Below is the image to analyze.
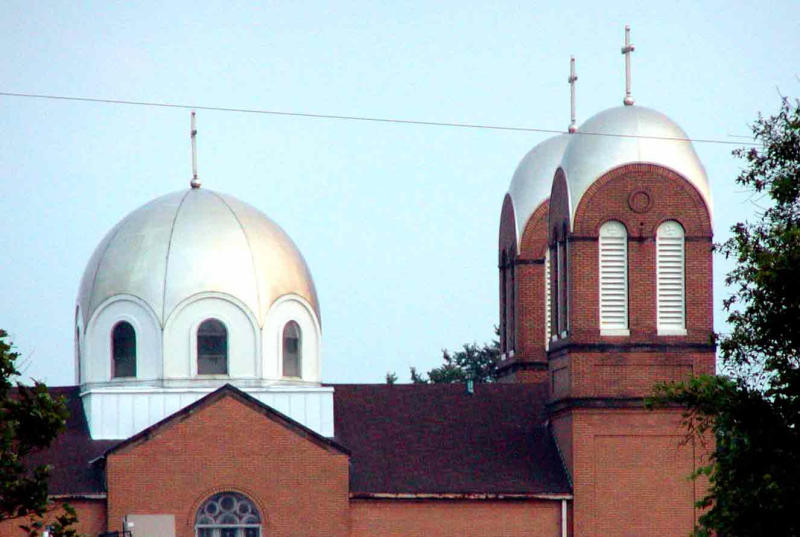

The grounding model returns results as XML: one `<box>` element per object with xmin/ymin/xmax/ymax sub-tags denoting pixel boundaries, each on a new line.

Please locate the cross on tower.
<box><xmin>190</xmin><ymin>111</ymin><xmax>201</xmax><ymax>189</ymax></box>
<box><xmin>568</xmin><ymin>56</ymin><xmax>578</xmax><ymax>133</ymax></box>
<box><xmin>621</xmin><ymin>25</ymin><xmax>635</xmax><ymax>106</ymax></box>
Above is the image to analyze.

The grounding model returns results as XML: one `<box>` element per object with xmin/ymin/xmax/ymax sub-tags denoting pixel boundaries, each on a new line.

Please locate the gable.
<box><xmin>104</xmin><ymin>386</ymin><xmax>351</xmax><ymax>537</ymax></box>
<box><xmin>106</xmin><ymin>384</ymin><xmax>348</xmax><ymax>458</ymax></box>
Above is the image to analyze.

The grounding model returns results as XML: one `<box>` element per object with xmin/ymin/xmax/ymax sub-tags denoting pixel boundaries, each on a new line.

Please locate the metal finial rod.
<box><xmin>568</xmin><ymin>56</ymin><xmax>578</xmax><ymax>133</ymax></box>
<box><xmin>621</xmin><ymin>25</ymin><xmax>635</xmax><ymax>106</ymax></box>
<box><xmin>190</xmin><ymin>111</ymin><xmax>201</xmax><ymax>189</ymax></box>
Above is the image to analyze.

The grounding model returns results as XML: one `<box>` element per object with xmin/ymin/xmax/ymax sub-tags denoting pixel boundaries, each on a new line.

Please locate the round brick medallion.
<box><xmin>628</xmin><ymin>190</ymin><xmax>652</xmax><ymax>213</ymax></box>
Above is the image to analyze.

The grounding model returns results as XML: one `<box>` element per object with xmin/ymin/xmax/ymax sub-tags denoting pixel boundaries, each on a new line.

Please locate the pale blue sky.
<box><xmin>1</xmin><ymin>1</ymin><xmax>797</xmax><ymax>386</ymax></box>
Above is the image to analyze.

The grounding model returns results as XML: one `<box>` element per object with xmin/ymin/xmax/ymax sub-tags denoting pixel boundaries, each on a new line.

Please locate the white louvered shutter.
<box><xmin>545</xmin><ymin>248</ymin><xmax>551</xmax><ymax>349</ymax></box>
<box><xmin>657</xmin><ymin>221</ymin><xmax>686</xmax><ymax>334</ymax></box>
<box><xmin>599</xmin><ymin>221</ymin><xmax>628</xmax><ymax>334</ymax></box>
<box><xmin>556</xmin><ymin>241</ymin><xmax>565</xmax><ymax>335</ymax></box>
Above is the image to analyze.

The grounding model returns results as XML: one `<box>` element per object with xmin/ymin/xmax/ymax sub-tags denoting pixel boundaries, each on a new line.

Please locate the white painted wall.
<box><xmin>163</xmin><ymin>293</ymin><xmax>260</xmax><ymax>379</ymax></box>
<box><xmin>81</xmin><ymin>385</ymin><xmax>335</xmax><ymax>439</ymax></box>
<box><xmin>264</xmin><ymin>294</ymin><xmax>321</xmax><ymax>382</ymax></box>
<box><xmin>83</xmin><ymin>295</ymin><xmax>162</xmax><ymax>383</ymax></box>
<box><xmin>78</xmin><ymin>292</ymin><xmax>327</xmax><ymax>440</ymax></box>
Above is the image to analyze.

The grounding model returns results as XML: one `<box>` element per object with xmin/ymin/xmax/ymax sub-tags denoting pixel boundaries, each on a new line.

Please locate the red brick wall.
<box><xmin>567</xmin><ymin>164</ymin><xmax>713</xmax><ymax>343</ymax></box>
<box><xmin>517</xmin><ymin>200</ymin><xmax>550</xmax><ymax>366</ymax></box>
<box><xmin>498</xmin><ymin>194</ymin><xmax>516</xmax><ymax>356</ymax></box>
<box><xmin>546</xmin><ymin>163</ymin><xmax>715</xmax><ymax>401</ymax></box>
<box><xmin>497</xmin><ymin>195</ymin><xmax>549</xmax><ymax>382</ymax></box>
<box><xmin>105</xmin><ymin>395</ymin><xmax>350</xmax><ymax>537</ymax></box>
<box><xmin>548</xmin><ymin>349</ymin><xmax>713</xmax><ymax>401</ymax></box>
<box><xmin>553</xmin><ymin>408</ymin><xmax>706</xmax><ymax>537</ymax></box>
<box><xmin>0</xmin><ymin>499</ymin><xmax>106</xmax><ymax>537</ymax></box>
<box><xmin>545</xmin><ymin>162</ymin><xmax>715</xmax><ymax>537</ymax></box>
<box><xmin>350</xmin><ymin>499</ymin><xmax>563</xmax><ymax>537</ymax></box>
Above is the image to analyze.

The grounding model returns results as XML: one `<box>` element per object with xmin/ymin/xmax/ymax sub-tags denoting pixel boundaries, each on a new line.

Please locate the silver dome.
<box><xmin>560</xmin><ymin>106</ymin><xmax>712</xmax><ymax>225</ymax></box>
<box><xmin>507</xmin><ymin>134</ymin><xmax>571</xmax><ymax>249</ymax></box>
<box><xmin>77</xmin><ymin>188</ymin><xmax>319</xmax><ymax>328</ymax></box>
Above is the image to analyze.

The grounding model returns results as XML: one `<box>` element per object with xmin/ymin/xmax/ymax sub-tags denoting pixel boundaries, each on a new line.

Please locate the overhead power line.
<box><xmin>0</xmin><ymin>91</ymin><xmax>752</xmax><ymax>146</ymax></box>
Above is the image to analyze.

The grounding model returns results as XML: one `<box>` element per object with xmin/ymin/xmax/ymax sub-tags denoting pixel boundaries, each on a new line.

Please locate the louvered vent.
<box><xmin>599</xmin><ymin>221</ymin><xmax>628</xmax><ymax>334</ymax></box>
<box><xmin>657</xmin><ymin>221</ymin><xmax>686</xmax><ymax>334</ymax></box>
<box><xmin>545</xmin><ymin>248</ymin><xmax>551</xmax><ymax>349</ymax></box>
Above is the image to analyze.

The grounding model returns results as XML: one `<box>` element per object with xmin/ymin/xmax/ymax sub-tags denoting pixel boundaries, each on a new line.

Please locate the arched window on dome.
<box><xmin>197</xmin><ymin>319</ymin><xmax>228</xmax><ymax>375</ymax></box>
<box><xmin>195</xmin><ymin>491</ymin><xmax>261</xmax><ymax>537</ymax></box>
<box><xmin>282</xmin><ymin>321</ymin><xmax>302</xmax><ymax>378</ymax></box>
<box><xmin>111</xmin><ymin>321</ymin><xmax>136</xmax><ymax>378</ymax></box>
<box><xmin>657</xmin><ymin>220</ymin><xmax>686</xmax><ymax>335</ymax></box>
<box><xmin>599</xmin><ymin>221</ymin><xmax>629</xmax><ymax>335</ymax></box>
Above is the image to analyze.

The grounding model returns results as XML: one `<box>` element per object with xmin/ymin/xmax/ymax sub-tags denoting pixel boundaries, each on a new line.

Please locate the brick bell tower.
<box><xmin>497</xmin><ymin>134</ymin><xmax>570</xmax><ymax>383</ymax></box>
<box><xmin>545</xmin><ymin>30</ymin><xmax>716</xmax><ymax>537</ymax></box>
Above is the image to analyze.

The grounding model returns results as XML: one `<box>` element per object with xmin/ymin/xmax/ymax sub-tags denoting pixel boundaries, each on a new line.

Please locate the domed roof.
<box><xmin>560</xmin><ymin>105</ymin><xmax>712</xmax><ymax>225</ymax></box>
<box><xmin>507</xmin><ymin>134</ymin><xmax>571</xmax><ymax>247</ymax></box>
<box><xmin>77</xmin><ymin>188</ymin><xmax>319</xmax><ymax>328</ymax></box>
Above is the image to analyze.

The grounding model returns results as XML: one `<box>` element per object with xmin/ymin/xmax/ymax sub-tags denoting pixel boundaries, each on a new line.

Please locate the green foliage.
<box><xmin>650</xmin><ymin>97</ymin><xmax>800</xmax><ymax>536</ymax></box>
<box><xmin>384</xmin><ymin>371</ymin><xmax>398</xmax><ymax>385</ymax></box>
<box><xmin>0</xmin><ymin>329</ymin><xmax>77</xmax><ymax>536</ymax></box>
<box><xmin>20</xmin><ymin>504</ymin><xmax>79</xmax><ymax>537</ymax></box>
<box><xmin>405</xmin><ymin>330</ymin><xmax>500</xmax><ymax>384</ymax></box>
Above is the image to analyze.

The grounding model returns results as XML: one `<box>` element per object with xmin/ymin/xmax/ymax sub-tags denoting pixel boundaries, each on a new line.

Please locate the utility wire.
<box><xmin>0</xmin><ymin>91</ymin><xmax>752</xmax><ymax>146</ymax></box>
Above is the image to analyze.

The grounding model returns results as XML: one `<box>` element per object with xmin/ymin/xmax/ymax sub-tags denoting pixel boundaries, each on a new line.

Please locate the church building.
<box><xmin>4</xmin><ymin>29</ymin><xmax>715</xmax><ymax>537</ymax></box>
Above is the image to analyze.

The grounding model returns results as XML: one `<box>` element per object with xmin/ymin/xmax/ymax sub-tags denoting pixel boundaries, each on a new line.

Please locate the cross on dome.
<box><xmin>568</xmin><ymin>56</ymin><xmax>578</xmax><ymax>133</ymax></box>
<box><xmin>621</xmin><ymin>25</ymin><xmax>635</xmax><ymax>106</ymax></box>
<box><xmin>190</xmin><ymin>110</ymin><xmax>201</xmax><ymax>188</ymax></box>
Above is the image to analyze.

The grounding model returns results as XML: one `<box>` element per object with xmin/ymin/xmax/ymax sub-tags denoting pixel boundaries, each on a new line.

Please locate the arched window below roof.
<box><xmin>197</xmin><ymin>319</ymin><xmax>228</xmax><ymax>375</ymax></box>
<box><xmin>657</xmin><ymin>220</ymin><xmax>686</xmax><ymax>334</ymax></box>
<box><xmin>195</xmin><ymin>491</ymin><xmax>261</xmax><ymax>537</ymax></box>
<box><xmin>599</xmin><ymin>220</ymin><xmax>629</xmax><ymax>335</ymax></box>
<box><xmin>282</xmin><ymin>321</ymin><xmax>301</xmax><ymax>378</ymax></box>
<box><xmin>544</xmin><ymin>247</ymin><xmax>551</xmax><ymax>349</ymax></box>
<box><xmin>500</xmin><ymin>249</ymin><xmax>508</xmax><ymax>353</ymax></box>
<box><xmin>111</xmin><ymin>321</ymin><xmax>136</xmax><ymax>378</ymax></box>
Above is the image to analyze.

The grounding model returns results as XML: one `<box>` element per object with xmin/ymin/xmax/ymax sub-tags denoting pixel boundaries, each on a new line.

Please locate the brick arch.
<box><xmin>498</xmin><ymin>193</ymin><xmax>517</xmax><ymax>261</ymax></box>
<box><xmin>519</xmin><ymin>200</ymin><xmax>550</xmax><ymax>259</ymax></box>
<box><xmin>548</xmin><ymin>168</ymin><xmax>571</xmax><ymax>243</ymax></box>
<box><xmin>187</xmin><ymin>485</ymin><xmax>270</xmax><ymax>534</ymax></box>
<box><xmin>592</xmin><ymin>218</ymin><xmax>633</xmax><ymax>237</ymax></box>
<box><xmin>572</xmin><ymin>163</ymin><xmax>712</xmax><ymax>238</ymax></box>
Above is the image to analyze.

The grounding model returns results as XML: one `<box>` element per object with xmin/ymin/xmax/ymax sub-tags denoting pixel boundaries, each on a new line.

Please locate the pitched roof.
<box><xmin>20</xmin><ymin>386</ymin><xmax>117</xmax><ymax>496</ymax></box>
<box><xmin>26</xmin><ymin>382</ymin><xmax>570</xmax><ymax>497</ymax></box>
<box><xmin>331</xmin><ymin>382</ymin><xmax>571</xmax><ymax>495</ymax></box>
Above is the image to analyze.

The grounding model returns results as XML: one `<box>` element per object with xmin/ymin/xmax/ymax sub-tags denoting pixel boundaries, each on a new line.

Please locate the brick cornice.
<box><xmin>547</xmin><ymin>340</ymin><xmax>716</xmax><ymax>355</ymax></box>
<box><xmin>546</xmin><ymin>396</ymin><xmax>687</xmax><ymax>414</ymax></box>
<box><xmin>496</xmin><ymin>360</ymin><xmax>548</xmax><ymax>376</ymax></box>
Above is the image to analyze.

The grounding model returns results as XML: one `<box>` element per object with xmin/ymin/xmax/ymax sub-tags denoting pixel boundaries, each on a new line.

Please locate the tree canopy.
<box><xmin>0</xmin><ymin>329</ymin><xmax>77</xmax><ymax>537</ymax></box>
<box><xmin>389</xmin><ymin>330</ymin><xmax>501</xmax><ymax>384</ymax></box>
<box><xmin>650</xmin><ymin>97</ymin><xmax>800</xmax><ymax>537</ymax></box>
